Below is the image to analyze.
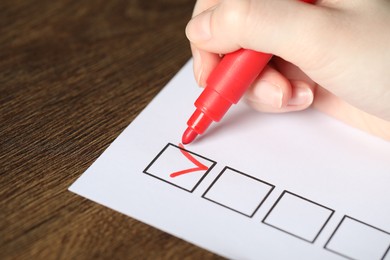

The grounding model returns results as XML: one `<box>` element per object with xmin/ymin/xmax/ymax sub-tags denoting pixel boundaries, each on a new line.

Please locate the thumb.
<box><xmin>185</xmin><ymin>0</ymin><xmax>338</xmax><ymax>69</ymax></box>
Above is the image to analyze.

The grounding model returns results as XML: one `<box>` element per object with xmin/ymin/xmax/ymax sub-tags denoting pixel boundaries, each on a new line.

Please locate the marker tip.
<box><xmin>182</xmin><ymin>127</ymin><xmax>198</xmax><ymax>144</ymax></box>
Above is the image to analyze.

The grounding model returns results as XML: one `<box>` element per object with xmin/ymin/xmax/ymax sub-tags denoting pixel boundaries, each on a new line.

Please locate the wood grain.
<box><xmin>0</xmin><ymin>0</ymin><xmax>224</xmax><ymax>259</ymax></box>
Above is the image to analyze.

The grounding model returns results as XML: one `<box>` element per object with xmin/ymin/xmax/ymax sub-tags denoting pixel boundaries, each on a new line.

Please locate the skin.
<box><xmin>185</xmin><ymin>0</ymin><xmax>390</xmax><ymax>140</ymax></box>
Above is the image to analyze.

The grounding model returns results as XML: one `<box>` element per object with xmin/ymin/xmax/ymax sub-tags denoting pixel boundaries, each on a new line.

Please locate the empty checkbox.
<box><xmin>202</xmin><ymin>167</ymin><xmax>274</xmax><ymax>217</ymax></box>
<box><xmin>143</xmin><ymin>143</ymin><xmax>216</xmax><ymax>192</ymax></box>
<box><xmin>325</xmin><ymin>216</ymin><xmax>390</xmax><ymax>260</ymax></box>
<box><xmin>262</xmin><ymin>191</ymin><xmax>334</xmax><ymax>243</ymax></box>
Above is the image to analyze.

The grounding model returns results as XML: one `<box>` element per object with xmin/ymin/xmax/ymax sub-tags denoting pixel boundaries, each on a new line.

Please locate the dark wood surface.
<box><xmin>0</xmin><ymin>1</ymin><xmax>224</xmax><ymax>259</ymax></box>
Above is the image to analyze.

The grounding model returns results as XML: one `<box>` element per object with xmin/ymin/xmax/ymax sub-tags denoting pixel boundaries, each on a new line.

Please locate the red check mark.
<box><xmin>169</xmin><ymin>143</ymin><xmax>208</xmax><ymax>178</ymax></box>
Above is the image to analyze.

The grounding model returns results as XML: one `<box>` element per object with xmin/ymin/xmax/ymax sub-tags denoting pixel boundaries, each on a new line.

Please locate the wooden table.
<box><xmin>1</xmin><ymin>1</ymin><xmax>223</xmax><ymax>258</ymax></box>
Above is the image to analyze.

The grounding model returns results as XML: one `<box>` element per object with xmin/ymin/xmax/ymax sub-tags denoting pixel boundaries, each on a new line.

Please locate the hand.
<box><xmin>185</xmin><ymin>0</ymin><xmax>390</xmax><ymax>140</ymax></box>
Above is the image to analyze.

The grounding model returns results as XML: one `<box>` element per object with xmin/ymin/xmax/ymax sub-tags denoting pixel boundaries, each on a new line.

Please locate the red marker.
<box><xmin>182</xmin><ymin>0</ymin><xmax>315</xmax><ymax>144</ymax></box>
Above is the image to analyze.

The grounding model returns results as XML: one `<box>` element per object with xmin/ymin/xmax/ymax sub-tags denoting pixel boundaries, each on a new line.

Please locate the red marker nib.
<box><xmin>182</xmin><ymin>127</ymin><xmax>198</xmax><ymax>144</ymax></box>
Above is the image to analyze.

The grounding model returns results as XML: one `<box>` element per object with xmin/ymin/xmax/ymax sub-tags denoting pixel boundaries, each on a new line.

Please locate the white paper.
<box><xmin>69</xmin><ymin>60</ymin><xmax>390</xmax><ymax>260</ymax></box>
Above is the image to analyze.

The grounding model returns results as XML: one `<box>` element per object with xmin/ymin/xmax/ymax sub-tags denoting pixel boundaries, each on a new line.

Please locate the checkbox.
<box><xmin>202</xmin><ymin>167</ymin><xmax>274</xmax><ymax>217</ymax></box>
<box><xmin>324</xmin><ymin>216</ymin><xmax>390</xmax><ymax>260</ymax></box>
<box><xmin>143</xmin><ymin>143</ymin><xmax>216</xmax><ymax>192</ymax></box>
<box><xmin>384</xmin><ymin>247</ymin><xmax>390</xmax><ymax>260</ymax></box>
<box><xmin>262</xmin><ymin>191</ymin><xmax>334</xmax><ymax>243</ymax></box>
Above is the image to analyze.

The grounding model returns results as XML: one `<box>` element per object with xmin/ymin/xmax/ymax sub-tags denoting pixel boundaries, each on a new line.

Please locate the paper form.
<box><xmin>69</xmin><ymin>60</ymin><xmax>390</xmax><ymax>260</ymax></box>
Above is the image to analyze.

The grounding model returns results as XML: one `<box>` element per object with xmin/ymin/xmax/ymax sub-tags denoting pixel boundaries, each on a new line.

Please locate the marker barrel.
<box><xmin>187</xmin><ymin>49</ymin><xmax>272</xmax><ymax>135</ymax></box>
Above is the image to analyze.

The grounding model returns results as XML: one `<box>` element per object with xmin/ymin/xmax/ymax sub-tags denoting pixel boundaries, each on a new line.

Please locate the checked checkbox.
<box><xmin>143</xmin><ymin>143</ymin><xmax>216</xmax><ymax>192</ymax></box>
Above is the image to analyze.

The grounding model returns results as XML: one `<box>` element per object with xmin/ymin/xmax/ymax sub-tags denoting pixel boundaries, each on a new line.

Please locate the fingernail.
<box><xmin>288</xmin><ymin>85</ymin><xmax>313</xmax><ymax>106</ymax></box>
<box><xmin>186</xmin><ymin>10</ymin><xmax>212</xmax><ymax>42</ymax></box>
<box><xmin>192</xmin><ymin>49</ymin><xmax>203</xmax><ymax>86</ymax></box>
<box><xmin>253</xmin><ymin>80</ymin><xmax>283</xmax><ymax>108</ymax></box>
